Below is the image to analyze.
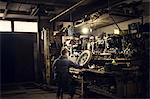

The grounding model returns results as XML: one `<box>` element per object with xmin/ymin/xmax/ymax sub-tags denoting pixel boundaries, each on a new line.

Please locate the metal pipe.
<box><xmin>49</xmin><ymin>0</ymin><xmax>86</xmax><ymax>22</ymax></box>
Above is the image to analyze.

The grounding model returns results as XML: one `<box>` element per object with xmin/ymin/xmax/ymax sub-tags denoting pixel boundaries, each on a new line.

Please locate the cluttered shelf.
<box><xmin>87</xmin><ymin>85</ymin><xmax>118</xmax><ymax>99</ymax></box>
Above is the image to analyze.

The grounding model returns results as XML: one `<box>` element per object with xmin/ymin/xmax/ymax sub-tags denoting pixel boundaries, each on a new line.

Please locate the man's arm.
<box><xmin>68</xmin><ymin>60</ymin><xmax>80</xmax><ymax>68</ymax></box>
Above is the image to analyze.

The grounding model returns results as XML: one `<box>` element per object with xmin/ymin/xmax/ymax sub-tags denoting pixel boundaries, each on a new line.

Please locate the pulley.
<box><xmin>76</xmin><ymin>50</ymin><xmax>92</xmax><ymax>66</ymax></box>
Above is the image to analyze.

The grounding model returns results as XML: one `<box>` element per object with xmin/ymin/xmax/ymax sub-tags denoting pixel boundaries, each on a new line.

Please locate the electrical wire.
<box><xmin>107</xmin><ymin>0</ymin><xmax>124</xmax><ymax>34</ymax></box>
<box><xmin>109</xmin><ymin>15</ymin><xmax>124</xmax><ymax>34</ymax></box>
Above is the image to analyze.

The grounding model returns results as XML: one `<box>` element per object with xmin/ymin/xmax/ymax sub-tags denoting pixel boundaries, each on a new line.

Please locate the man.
<box><xmin>52</xmin><ymin>48</ymin><xmax>79</xmax><ymax>99</ymax></box>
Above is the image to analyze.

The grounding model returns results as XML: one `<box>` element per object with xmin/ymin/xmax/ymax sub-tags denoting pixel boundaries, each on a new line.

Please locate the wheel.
<box><xmin>76</xmin><ymin>50</ymin><xmax>92</xmax><ymax>66</ymax></box>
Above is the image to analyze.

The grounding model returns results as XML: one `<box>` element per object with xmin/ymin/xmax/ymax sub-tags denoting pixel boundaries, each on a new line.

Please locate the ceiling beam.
<box><xmin>10</xmin><ymin>0</ymin><xmax>67</xmax><ymax>7</ymax></box>
<box><xmin>110</xmin><ymin>12</ymin><xmax>141</xmax><ymax>18</ymax></box>
<box><xmin>2</xmin><ymin>3</ymin><xmax>8</xmax><ymax>19</ymax></box>
<box><xmin>30</xmin><ymin>6</ymin><xmax>37</xmax><ymax>16</ymax></box>
<box><xmin>30</xmin><ymin>6</ymin><xmax>39</xmax><ymax>16</ymax></box>
<box><xmin>49</xmin><ymin>0</ymin><xmax>86</xmax><ymax>22</ymax></box>
<box><xmin>111</xmin><ymin>0</ymin><xmax>142</xmax><ymax>8</ymax></box>
<box><xmin>0</xmin><ymin>13</ymin><xmax>49</xmax><ymax>19</ymax></box>
<box><xmin>32</xmin><ymin>8</ymin><xmax>39</xmax><ymax>16</ymax></box>
<box><xmin>2</xmin><ymin>9</ymin><xmax>8</xmax><ymax>19</ymax></box>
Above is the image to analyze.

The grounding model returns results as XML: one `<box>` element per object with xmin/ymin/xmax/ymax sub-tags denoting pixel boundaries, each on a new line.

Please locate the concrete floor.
<box><xmin>1</xmin><ymin>83</ymin><xmax>81</xmax><ymax>99</ymax></box>
<box><xmin>2</xmin><ymin>89</ymin><xmax>80</xmax><ymax>99</ymax></box>
<box><xmin>1</xmin><ymin>83</ymin><xmax>111</xmax><ymax>99</ymax></box>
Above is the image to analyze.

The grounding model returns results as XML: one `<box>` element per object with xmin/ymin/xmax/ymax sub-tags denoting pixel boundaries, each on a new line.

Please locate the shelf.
<box><xmin>87</xmin><ymin>85</ymin><xmax>117</xmax><ymax>99</ymax></box>
<box><xmin>92</xmin><ymin>58</ymin><xmax>131</xmax><ymax>61</ymax></box>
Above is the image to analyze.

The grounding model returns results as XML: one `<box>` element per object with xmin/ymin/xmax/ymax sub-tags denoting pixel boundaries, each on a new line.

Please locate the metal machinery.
<box><xmin>46</xmin><ymin>21</ymin><xmax>147</xmax><ymax>98</ymax></box>
<box><xmin>69</xmin><ymin>49</ymin><xmax>140</xmax><ymax>98</ymax></box>
<box><xmin>65</xmin><ymin>23</ymin><xmax>145</xmax><ymax>98</ymax></box>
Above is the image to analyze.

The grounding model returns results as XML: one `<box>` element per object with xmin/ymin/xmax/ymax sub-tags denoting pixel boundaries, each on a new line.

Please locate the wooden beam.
<box><xmin>2</xmin><ymin>3</ymin><xmax>8</xmax><ymax>19</ymax></box>
<box><xmin>10</xmin><ymin>0</ymin><xmax>67</xmax><ymax>7</ymax></box>
<box><xmin>30</xmin><ymin>6</ymin><xmax>38</xmax><ymax>16</ymax></box>
<box><xmin>49</xmin><ymin>0</ymin><xmax>86</xmax><ymax>22</ymax></box>
<box><xmin>0</xmin><ymin>13</ymin><xmax>50</xmax><ymax>19</ymax></box>
<box><xmin>43</xmin><ymin>28</ymin><xmax>51</xmax><ymax>84</ymax></box>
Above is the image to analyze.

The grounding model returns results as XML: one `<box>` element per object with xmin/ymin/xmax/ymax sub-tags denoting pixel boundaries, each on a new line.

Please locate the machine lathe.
<box><xmin>69</xmin><ymin>49</ymin><xmax>140</xmax><ymax>98</ymax></box>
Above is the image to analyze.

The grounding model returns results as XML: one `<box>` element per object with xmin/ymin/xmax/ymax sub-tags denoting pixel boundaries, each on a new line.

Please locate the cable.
<box><xmin>107</xmin><ymin>0</ymin><xmax>124</xmax><ymax>34</ymax></box>
<box><xmin>109</xmin><ymin>15</ymin><xmax>124</xmax><ymax>34</ymax></box>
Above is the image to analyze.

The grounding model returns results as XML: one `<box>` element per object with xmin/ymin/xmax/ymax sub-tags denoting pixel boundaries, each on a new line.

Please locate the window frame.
<box><xmin>14</xmin><ymin>21</ymin><xmax>38</xmax><ymax>33</ymax></box>
<box><xmin>0</xmin><ymin>20</ymin><xmax>12</xmax><ymax>32</ymax></box>
<box><xmin>0</xmin><ymin>20</ymin><xmax>38</xmax><ymax>33</ymax></box>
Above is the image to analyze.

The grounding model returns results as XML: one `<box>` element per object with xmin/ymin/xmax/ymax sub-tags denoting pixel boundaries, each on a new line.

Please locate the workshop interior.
<box><xmin>0</xmin><ymin>0</ymin><xmax>149</xmax><ymax>98</ymax></box>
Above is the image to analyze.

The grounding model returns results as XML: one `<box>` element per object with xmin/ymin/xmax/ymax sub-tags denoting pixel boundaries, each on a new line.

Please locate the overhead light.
<box><xmin>114</xmin><ymin>29</ymin><xmax>120</xmax><ymax>34</ymax></box>
<box><xmin>81</xmin><ymin>27</ymin><xmax>89</xmax><ymax>34</ymax></box>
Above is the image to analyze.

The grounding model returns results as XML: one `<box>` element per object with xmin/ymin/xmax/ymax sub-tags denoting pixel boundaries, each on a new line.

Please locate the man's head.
<box><xmin>61</xmin><ymin>48</ymin><xmax>69</xmax><ymax>56</ymax></box>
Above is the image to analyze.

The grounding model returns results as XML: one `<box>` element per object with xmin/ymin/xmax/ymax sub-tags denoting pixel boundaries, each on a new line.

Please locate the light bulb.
<box><xmin>81</xmin><ymin>27</ymin><xmax>89</xmax><ymax>34</ymax></box>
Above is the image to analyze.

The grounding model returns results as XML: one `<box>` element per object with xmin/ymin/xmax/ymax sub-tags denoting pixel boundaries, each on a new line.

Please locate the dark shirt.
<box><xmin>52</xmin><ymin>55</ymin><xmax>79</xmax><ymax>81</ymax></box>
